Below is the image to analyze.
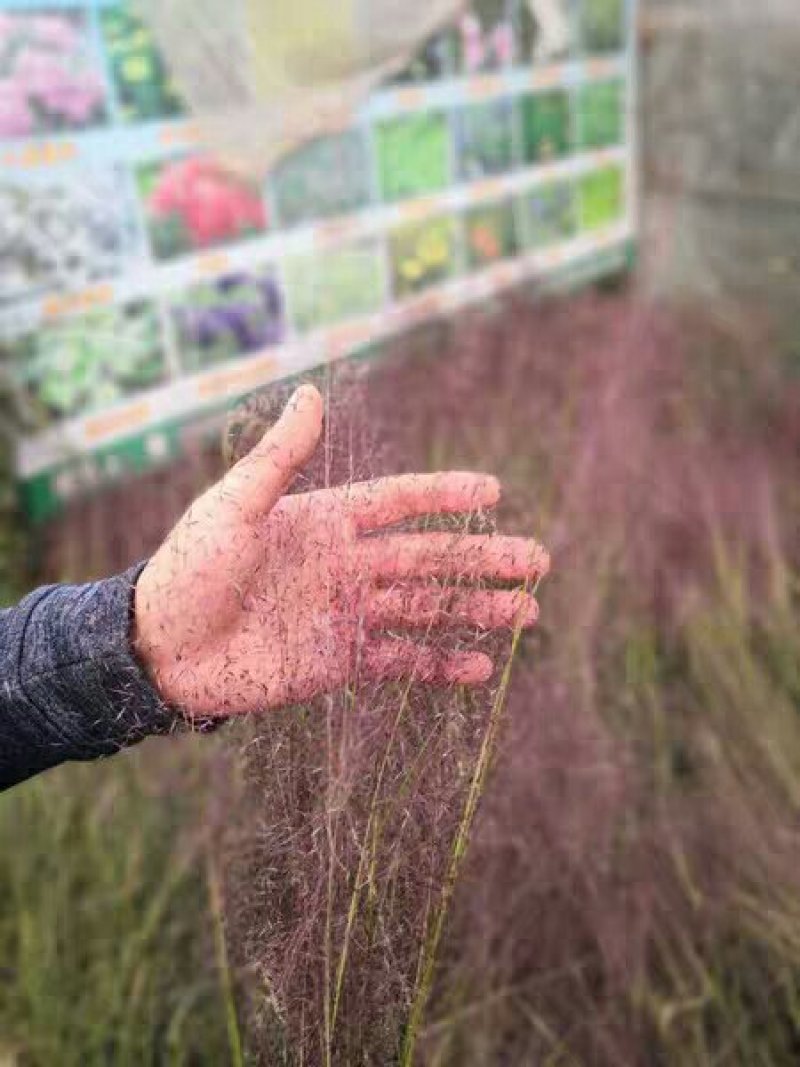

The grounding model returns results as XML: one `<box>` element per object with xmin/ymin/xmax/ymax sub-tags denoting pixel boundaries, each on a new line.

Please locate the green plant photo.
<box><xmin>8</xmin><ymin>302</ymin><xmax>166</xmax><ymax>424</ymax></box>
<box><xmin>375</xmin><ymin>113</ymin><xmax>452</xmax><ymax>203</ymax></box>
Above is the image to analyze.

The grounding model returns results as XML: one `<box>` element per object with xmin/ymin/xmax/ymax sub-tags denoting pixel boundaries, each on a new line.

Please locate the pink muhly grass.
<box><xmin>219</xmin><ymin>291</ymin><xmax>799</xmax><ymax>1065</ymax></box>
<box><xmin>39</xmin><ymin>288</ymin><xmax>800</xmax><ymax>1065</ymax></box>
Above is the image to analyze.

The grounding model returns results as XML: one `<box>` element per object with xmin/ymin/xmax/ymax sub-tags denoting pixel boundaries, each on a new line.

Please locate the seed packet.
<box><xmin>138</xmin><ymin>156</ymin><xmax>268</xmax><ymax>261</ymax></box>
<box><xmin>8</xmin><ymin>302</ymin><xmax>166</xmax><ymax>424</ymax></box>
<box><xmin>455</xmin><ymin>99</ymin><xmax>518</xmax><ymax>181</ymax></box>
<box><xmin>284</xmin><ymin>242</ymin><xmax>386</xmax><ymax>332</ymax></box>
<box><xmin>171</xmin><ymin>270</ymin><xmax>286</xmax><ymax>371</ymax></box>
<box><xmin>0</xmin><ymin>10</ymin><xmax>108</xmax><ymax>138</ymax></box>
<box><xmin>464</xmin><ymin>200</ymin><xmax>520</xmax><ymax>267</ymax></box>
<box><xmin>523</xmin><ymin>180</ymin><xmax>577</xmax><ymax>246</ymax></box>
<box><xmin>0</xmin><ymin>168</ymin><xmax>140</xmax><ymax>306</ymax></box>
<box><xmin>579</xmin><ymin>80</ymin><xmax>624</xmax><ymax>150</ymax></box>
<box><xmin>521</xmin><ymin>89</ymin><xmax>573</xmax><ymax>163</ymax></box>
<box><xmin>579</xmin><ymin>165</ymin><xmax>625</xmax><ymax>230</ymax></box>
<box><xmin>390</xmin><ymin>216</ymin><xmax>460</xmax><ymax>297</ymax></box>
<box><xmin>581</xmin><ymin>0</ymin><xmax>625</xmax><ymax>54</ymax></box>
<box><xmin>271</xmin><ymin>130</ymin><xmax>372</xmax><ymax>229</ymax></box>
<box><xmin>457</xmin><ymin>0</ymin><xmax>516</xmax><ymax>75</ymax></box>
<box><xmin>375</xmin><ymin>113</ymin><xmax>452</xmax><ymax>203</ymax></box>
<box><xmin>100</xmin><ymin>6</ymin><xmax>184</xmax><ymax>123</ymax></box>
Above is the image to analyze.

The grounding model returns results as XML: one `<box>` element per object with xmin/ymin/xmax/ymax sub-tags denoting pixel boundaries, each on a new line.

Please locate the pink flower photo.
<box><xmin>0</xmin><ymin>10</ymin><xmax>107</xmax><ymax>138</ymax></box>
<box><xmin>139</xmin><ymin>156</ymin><xmax>269</xmax><ymax>260</ymax></box>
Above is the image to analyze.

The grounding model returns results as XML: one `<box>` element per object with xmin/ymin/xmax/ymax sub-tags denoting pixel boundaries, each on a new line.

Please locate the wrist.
<box><xmin>131</xmin><ymin>563</ymin><xmax>227</xmax><ymax>733</ymax></box>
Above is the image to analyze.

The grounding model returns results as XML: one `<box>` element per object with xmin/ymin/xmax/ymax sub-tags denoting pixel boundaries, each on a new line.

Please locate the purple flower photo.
<box><xmin>171</xmin><ymin>270</ymin><xmax>286</xmax><ymax>373</ymax></box>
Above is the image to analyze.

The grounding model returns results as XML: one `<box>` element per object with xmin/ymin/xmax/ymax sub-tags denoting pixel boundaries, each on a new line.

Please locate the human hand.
<box><xmin>133</xmin><ymin>385</ymin><xmax>550</xmax><ymax>720</ymax></box>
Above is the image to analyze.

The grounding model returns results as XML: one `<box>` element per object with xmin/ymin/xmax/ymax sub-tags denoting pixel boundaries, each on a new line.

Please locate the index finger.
<box><xmin>339</xmin><ymin>473</ymin><xmax>501</xmax><ymax>533</ymax></box>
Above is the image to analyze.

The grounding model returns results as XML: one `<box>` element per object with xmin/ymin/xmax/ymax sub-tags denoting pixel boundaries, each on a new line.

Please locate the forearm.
<box><xmin>0</xmin><ymin>565</ymin><xmax>176</xmax><ymax>792</ymax></box>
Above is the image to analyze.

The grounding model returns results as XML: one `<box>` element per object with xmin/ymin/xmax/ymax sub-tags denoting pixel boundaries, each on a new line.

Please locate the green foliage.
<box><xmin>631</xmin><ymin>550</ymin><xmax>800</xmax><ymax>1067</ymax></box>
<box><xmin>0</xmin><ymin>752</ymin><xmax>233</xmax><ymax>1067</ymax></box>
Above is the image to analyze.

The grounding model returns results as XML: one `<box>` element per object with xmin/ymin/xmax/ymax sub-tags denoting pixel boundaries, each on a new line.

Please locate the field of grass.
<box><xmin>1</xmin><ymin>288</ymin><xmax>798</xmax><ymax>1065</ymax></box>
<box><xmin>0</xmin><ymin>749</ymin><xmax>237</xmax><ymax>1066</ymax></box>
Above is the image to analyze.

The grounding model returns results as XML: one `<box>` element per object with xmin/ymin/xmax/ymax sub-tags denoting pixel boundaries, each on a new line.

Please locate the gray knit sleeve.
<box><xmin>0</xmin><ymin>564</ymin><xmax>179</xmax><ymax>792</ymax></box>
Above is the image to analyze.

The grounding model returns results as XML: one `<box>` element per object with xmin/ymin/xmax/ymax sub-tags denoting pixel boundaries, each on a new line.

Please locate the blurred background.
<box><xmin>1</xmin><ymin>1</ymin><xmax>799</xmax><ymax>1064</ymax></box>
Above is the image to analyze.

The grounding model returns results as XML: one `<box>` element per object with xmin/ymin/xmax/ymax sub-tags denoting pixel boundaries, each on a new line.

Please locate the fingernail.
<box><xmin>448</xmin><ymin>654</ymin><xmax>494</xmax><ymax>685</ymax></box>
<box><xmin>292</xmin><ymin>384</ymin><xmax>321</xmax><ymax>408</ymax></box>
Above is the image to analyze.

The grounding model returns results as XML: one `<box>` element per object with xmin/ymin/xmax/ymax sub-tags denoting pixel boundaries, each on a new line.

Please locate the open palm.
<box><xmin>134</xmin><ymin>386</ymin><xmax>549</xmax><ymax>719</ymax></box>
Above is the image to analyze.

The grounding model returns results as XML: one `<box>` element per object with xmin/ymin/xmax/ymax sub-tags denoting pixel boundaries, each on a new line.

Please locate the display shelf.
<box><xmin>0</xmin><ymin>145</ymin><xmax>628</xmax><ymax>338</ymax></box>
<box><xmin>17</xmin><ymin>218</ymin><xmax>633</xmax><ymax>480</ymax></box>
<box><xmin>0</xmin><ymin>0</ymin><xmax>639</xmax><ymax>519</ymax></box>
<box><xmin>0</xmin><ymin>59</ymin><xmax>625</xmax><ymax>174</ymax></box>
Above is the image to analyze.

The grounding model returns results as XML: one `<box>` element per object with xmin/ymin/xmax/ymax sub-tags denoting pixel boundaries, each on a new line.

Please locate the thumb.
<box><xmin>221</xmin><ymin>384</ymin><xmax>324</xmax><ymax>520</ymax></box>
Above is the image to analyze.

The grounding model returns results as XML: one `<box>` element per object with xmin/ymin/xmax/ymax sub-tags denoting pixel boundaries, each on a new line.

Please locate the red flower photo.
<box><xmin>139</xmin><ymin>157</ymin><xmax>268</xmax><ymax>260</ymax></box>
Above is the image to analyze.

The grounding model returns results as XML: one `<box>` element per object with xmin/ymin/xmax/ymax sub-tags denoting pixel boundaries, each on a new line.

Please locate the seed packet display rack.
<box><xmin>0</xmin><ymin>0</ymin><xmax>638</xmax><ymax>521</ymax></box>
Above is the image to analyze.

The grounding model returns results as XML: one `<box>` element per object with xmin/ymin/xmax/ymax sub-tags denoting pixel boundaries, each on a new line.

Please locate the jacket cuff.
<box><xmin>18</xmin><ymin>563</ymin><xmax>181</xmax><ymax>761</ymax></box>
